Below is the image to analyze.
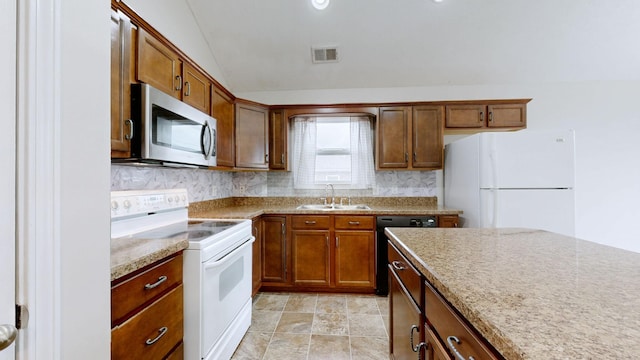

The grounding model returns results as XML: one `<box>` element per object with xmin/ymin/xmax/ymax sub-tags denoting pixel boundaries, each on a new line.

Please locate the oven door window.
<box><xmin>152</xmin><ymin>105</ymin><xmax>207</xmax><ymax>155</ymax></box>
<box><xmin>202</xmin><ymin>240</ymin><xmax>252</xmax><ymax>356</ymax></box>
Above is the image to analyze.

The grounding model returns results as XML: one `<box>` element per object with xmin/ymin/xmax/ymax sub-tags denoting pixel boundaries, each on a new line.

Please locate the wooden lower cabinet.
<box><xmin>334</xmin><ymin>215</ymin><xmax>375</xmax><ymax>289</ymax></box>
<box><xmin>425</xmin><ymin>326</ymin><xmax>450</xmax><ymax>360</ymax></box>
<box><xmin>251</xmin><ymin>217</ymin><xmax>262</xmax><ymax>296</ymax></box>
<box><xmin>291</xmin><ymin>229</ymin><xmax>331</xmax><ymax>286</ymax></box>
<box><xmin>438</xmin><ymin>215</ymin><xmax>459</xmax><ymax>228</ymax></box>
<box><xmin>261</xmin><ymin>216</ymin><xmax>287</xmax><ymax>284</ymax></box>
<box><xmin>111</xmin><ymin>253</ymin><xmax>184</xmax><ymax>360</ymax></box>
<box><xmin>389</xmin><ymin>268</ymin><xmax>423</xmax><ymax>360</ymax></box>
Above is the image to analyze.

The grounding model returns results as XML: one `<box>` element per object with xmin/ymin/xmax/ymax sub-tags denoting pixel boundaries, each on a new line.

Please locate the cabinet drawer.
<box><xmin>291</xmin><ymin>215</ymin><xmax>331</xmax><ymax>229</ymax></box>
<box><xmin>425</xmin><ymin>281</ymin><xmax>501</xmax><ymax>360</ymax></box>
<box><xmin>334</xmin><ymin>215</ymin><xmax>374</xmax><ymax>230</ymax></box>
<box><xmin>388</xmin><ymin>241</ymin><xmax>422</xmax><ymax>307</ymax></box>
<box><xmin>111</xmin><ymin>255</ymin><xmax>182</xmax><ymax>326</ymax></box>
<box><xmin>112</xmin><ymin>284</ymin><xmax>184</xmax><ymax>360</ymax></box>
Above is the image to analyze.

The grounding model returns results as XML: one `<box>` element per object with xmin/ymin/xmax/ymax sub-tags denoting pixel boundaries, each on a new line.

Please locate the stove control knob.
<box><xmin>123</xmin><ymin>200</ymin><xmax>131</xmax><ymax>209</ymax></box>
<box><xmin>111</xmin><ymin>200</ymin><xmax>118</xmax><ymax>210</ymax></box>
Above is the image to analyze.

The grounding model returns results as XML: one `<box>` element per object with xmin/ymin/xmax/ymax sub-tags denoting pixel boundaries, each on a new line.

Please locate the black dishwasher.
<box><xmin>375</xmin><ymin>215</ymin><xmax>437</xmax><ymax>295</ymax></box>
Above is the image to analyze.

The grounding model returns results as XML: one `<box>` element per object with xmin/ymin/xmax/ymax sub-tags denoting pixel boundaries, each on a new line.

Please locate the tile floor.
<box><xmin>231</xmin><ymin>292</ymin><xmax>390</xmax><ymax>360</ymax></box>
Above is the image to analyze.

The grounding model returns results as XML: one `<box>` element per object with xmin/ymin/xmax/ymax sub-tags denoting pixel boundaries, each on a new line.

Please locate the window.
<box><xmin>292</xmin><ymin>116</ymin><xmax>376</xmax><ymax>189</ymax></box>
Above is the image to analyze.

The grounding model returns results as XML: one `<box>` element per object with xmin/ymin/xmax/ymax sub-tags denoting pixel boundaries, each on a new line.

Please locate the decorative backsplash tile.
<box><xmin>111</xmin><ymin>165</ymin><xmax>437</xmax><ymax>202</ymax></box>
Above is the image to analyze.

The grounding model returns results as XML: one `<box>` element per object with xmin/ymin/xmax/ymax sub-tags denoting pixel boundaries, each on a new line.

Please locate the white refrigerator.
<box><xmin>444</xmin><ymin>130</ymin><xmax>576</xmax><ymax>236</ymax></box>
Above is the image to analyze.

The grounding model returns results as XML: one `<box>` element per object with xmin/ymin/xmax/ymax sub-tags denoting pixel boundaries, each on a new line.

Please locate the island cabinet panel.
<box><xmin>425</xmin><ymin>326</ymin><xmax>450</xmax><ymax>360</ymax></box>
<box><xmin>425</xmin><ymin>281</ymin><xmax>502</xmax><ymax>360</ymax></box>
<box><xmin>388</xmin><ymin>242</ymin><xmax>422</xmax><ymax>307</ymax></box>
<box><xmin>261</xmin><ymin>216</ymin><xmax>288</xmax><ymax>284</ymax></box>
<box><xmin>389</xmin><ymin>264</ymin><xmax>424</xmax><ymax>360</ymax></box>
<box><xmin>211</xmin><ymin>85</ymin><xmax>235</xmax><ymax>167</ymax></box>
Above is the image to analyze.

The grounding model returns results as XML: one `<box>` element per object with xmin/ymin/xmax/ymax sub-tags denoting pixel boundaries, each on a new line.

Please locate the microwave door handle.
<box><xmin>211</xmin><ymin>128</ymin><xmax>216</xmax><ymax>157</ymax></box>
<box><xmin>202</xmin><ymin>121</ymin><xmax>214</xmax><ymax>159</ymax></box>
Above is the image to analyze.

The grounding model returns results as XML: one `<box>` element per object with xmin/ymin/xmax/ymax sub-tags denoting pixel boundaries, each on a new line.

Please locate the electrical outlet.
<box><xmin>238</xmin><ymin>185</ymin><xmax>247</xmax><ymax>194</ymax></box>
<box><xmin>211</xmin><ymin>186</ymin><xmax>218</xmax><ymax>197</ymax></box>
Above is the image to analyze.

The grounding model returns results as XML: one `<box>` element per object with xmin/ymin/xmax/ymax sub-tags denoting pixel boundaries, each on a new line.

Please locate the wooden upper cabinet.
<box><xmin>182</xmin><ymin>63</ymin><xmax>211</xmax><ymax>114</ymax></box>
<box><xmin>378</xmin><ymin>106</ymin><xmax>443</xmax><ymax>170</ymax></box>
<box><xmin>110</xmin><ymin>9</ymin><xmax>133</xmax><ymax>158</ymax></box>
<box><xmin>412</xmin><ymin>106</ymin><xmax>444</xmax><ymax>169</ymax></box>
<box><xmin>136</xmin><ymin>27</ymin><xmax>182</xmax><ymax>99</ymax></box>
<box><xmin>487</xmin><ymin>103</ymin><xmax>526</xmax><ymax>128</ymax></box>
<box><xmin>377</xmin><ymin>106</ymin><xmax>410</xmax><ymax>169</ymax></box>
<box><xmin>211</xmin><ymin>86</ymin><xmax>235</xmax><ymax>167</ymax></box>
<box><xmin>446</xmin><ymin>102</ymin><xmax>527</xmax><ymax>129</ymax></box>
<box><xmin>235</xmin><ymin>101</ymin><xmax>269</xmax><ymax>169</ymax></box>
<box><xmin>445</xmin><ymin>104</ymin><xmax>486</xmax><ymax>128</ymax></box>
<box><xmin>269</xmin><ymin>109</ymin><xmax>287</xmax><ymax>170</ymax></box>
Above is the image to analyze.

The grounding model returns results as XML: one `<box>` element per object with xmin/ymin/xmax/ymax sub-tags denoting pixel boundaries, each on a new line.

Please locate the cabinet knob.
<box><xmin>124</xmin><ymin>119</ymin><xmax>134</xmax><ymax>140</ymax></box>
<box><xmin>447</xmin><ymin>336</ymin><xmax>476</xmax><ymax>360</ymax></box>
<box><xmin>479</xmin><ymin>111</ymin><xmax>484</xmax><ymax>122</ymax></box>
<box><xmin>145</xmin><ymin>326</ymin><xmax>168</xmax><ymax>345</ymax></box>
<box><xmin>175</xmin><ymin>75</ymin><xmax>182</xmax><ymax>91</ymax></box>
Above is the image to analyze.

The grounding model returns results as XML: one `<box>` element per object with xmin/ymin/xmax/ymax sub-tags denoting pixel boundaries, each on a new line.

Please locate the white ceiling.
<box><xmin>185</xmin><ymin>0</ymin><xmax>640</xmax><ymax>93</ymax></box>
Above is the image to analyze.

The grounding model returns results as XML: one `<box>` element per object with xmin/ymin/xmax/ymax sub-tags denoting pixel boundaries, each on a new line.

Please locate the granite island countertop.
<box><xmin>189</xmin><ymin>196</ymin><xmax>461</xmax><ymax>219</ymax></box>
<box><xmin>385</xmin><ymin>227</ymin><xmax>640</xmax><ymax>360</ymax></box>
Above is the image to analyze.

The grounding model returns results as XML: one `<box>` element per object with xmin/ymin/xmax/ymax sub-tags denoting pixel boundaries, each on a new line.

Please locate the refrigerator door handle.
<box><xmin>483</xmin><ymin>189</ymin><xmax>498</xmax><ymax>228</ymax></box>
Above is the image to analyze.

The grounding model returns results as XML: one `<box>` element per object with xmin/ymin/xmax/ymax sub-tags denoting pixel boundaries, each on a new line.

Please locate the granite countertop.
<box><xmin>111</xmin><ymin>233</ymin><xmax>189</xmax><ymax>281</ymax></box>
<box><xmin>385</xmin><ymin>227</ymin><xmax>640</xmax><ymax>360</ymax></box>
<box><xmin>188</xmin><ymin>196</ymin><xmax>462</xmax><ymax>219</ymax></box>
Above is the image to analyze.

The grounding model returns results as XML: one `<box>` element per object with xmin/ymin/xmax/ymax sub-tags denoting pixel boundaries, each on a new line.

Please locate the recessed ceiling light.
<box><xmin>311</xmin><ymin>0</ymin><xmax>330</xmax><ymax>10</ymax></box>
<box><xmin>433</xmin><ymin>0</ymin><xmax>444</xmax><ymax>2</ymax></box>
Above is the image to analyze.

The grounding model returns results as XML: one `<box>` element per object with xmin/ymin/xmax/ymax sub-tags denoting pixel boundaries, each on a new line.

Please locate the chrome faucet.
<box><xmin>325</xmin><ymin>184</ymin><xmax>335</xmax><ymax>207</ymax></box>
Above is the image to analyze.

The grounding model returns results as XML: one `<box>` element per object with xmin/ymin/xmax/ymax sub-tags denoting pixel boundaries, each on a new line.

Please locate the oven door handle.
<box><xmin>203</xmin><ymin>236</ymin><xmax>255</xmax><ymax>270</ymax></box>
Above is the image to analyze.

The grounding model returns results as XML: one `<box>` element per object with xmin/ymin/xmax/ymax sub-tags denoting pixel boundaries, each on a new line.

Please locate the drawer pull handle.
<box><xmin>144</xmin><ymin>275</ymin><xmax>167</xmax><ymax>290</ymax></box>
<box><xmin>391</xmin><ymin>260</ymin><xmax>406</xmax><ymax>270</ymax></box>
<box><xmin>410</xmin><ymin>324</ymin><xmax>420</xmax><ymax>352</ymax></box>
<box><xmin>348</xmin><ymin>221</ymin><xmax>360</xmax><ymax>225</ymax></box>
<box><xmin>304</xmin><ymin>220</ymin><xmax>316</xmax><ymax>225</ymax></box>
<box><xmin>447</xmin><ymin>336</ymin><xmax>476</xmax><ymax>360</ymax></box>
<box><xmin>145</xmin><ymin>326</ymin><xmax>168</xmax><ymax>346</ymax></box>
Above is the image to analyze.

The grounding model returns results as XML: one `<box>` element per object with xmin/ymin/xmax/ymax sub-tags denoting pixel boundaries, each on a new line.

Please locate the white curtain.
<box><xmin>350</xmin><ymin>116</ymin><xmax>376</xmax><ymax>189</ymax></box>
<box><xmin>292</xmin><ymin>117</ymin><xmax>317</xmax><ymax>188</ymax></box>
<box><xmin>292</xmin><ymin>115</ymin><xmax>375</xmax><ymax>189</ymax></box>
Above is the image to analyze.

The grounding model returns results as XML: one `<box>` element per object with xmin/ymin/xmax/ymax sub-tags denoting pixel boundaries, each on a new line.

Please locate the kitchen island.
<box><xmin>386</xmin><ymin>227</ymin><xmax>640</xmax><ymax>360</ymax></box>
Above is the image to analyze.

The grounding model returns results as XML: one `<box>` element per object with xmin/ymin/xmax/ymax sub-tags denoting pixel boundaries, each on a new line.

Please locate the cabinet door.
<box><xmin>251</xmin><ymin>217</ymin><xmax>263</xmax><ymax>296</ymax></box>
<box><xmin>425</xmin><ymin>326</ymin><xmax>450</xmax><ymax>360</ymax></box>
<box><xmin>137</xmin><ymin>27</ymin><xmax>182</xmax><ymax>99</ymax></box>
<box><xmin>211</xmin><ymin>86</ymin><xmax>235</xmax><ymax>167</ymax></box>
<box><xmin>445</xmin><ymin>105</ymin><xmax>486</xmax><ymax>128</ymax></box>
<box><xmin>334</xmin><ymin>231</ymin><xmax>375</xmax><ymax>288</ymax></box>
<box><xmin>389</xmin><ymin>268</ymin><xmax>423</xmax><ymax>360</ymax></box>
<box><xmin>110</xmin><ymin>9</ymin><xmax>133</xmax><ymax>158</ymax></box>
<box><xmin>261</xmin><ymin>216</ymin><xmax>287</xmax><ymax>283</ymax></box>
<box><xmin>182</xmin><ymin>63</ymin><xmax>210</xmax><ymax>114</ymax></box>
<box><xmin>378</xmin><ymin>106</ymin><xmax>410</xmax><ymax>169</ymax></box>
<box><xmin>235</xmin><ymin>102</ymin><xmax>269</xmax><ymax>169</ymax></box>
<box><xmin>412</xmin><ymin>106</ymin><xmax>444</xmax><ymax>169</ymax></box>
<box><xmin>438</xmin><ymin>215</ymin><xmax>459</xmax><ymax>228</ymax></box>
<box><xmin>487</xmin><ymin>104</ymin><xmax>526</xmax><ymax>128</ymax></box>
<box><xmin>269</xmin><ymin>109</ymin><xmax>287</xmax><ymax>170</ymax></box>
<box><xmin>291</xmin><ymin>230</ymin><xmax>331</xmax><ymax>287</ymax></box>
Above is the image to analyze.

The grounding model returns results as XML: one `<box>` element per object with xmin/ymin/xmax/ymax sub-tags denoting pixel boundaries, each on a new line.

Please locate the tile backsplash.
<box><xmin>111</xmin><ymin>165</ymin><xmax>437</xmax><ymax>202</ymax></box>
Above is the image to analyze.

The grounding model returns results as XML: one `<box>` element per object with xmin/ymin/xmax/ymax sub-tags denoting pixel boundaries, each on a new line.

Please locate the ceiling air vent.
<box><xmin>312</xmin><ymin>46</ymin><xmax>339</xmax><ymax>63</ymax></box>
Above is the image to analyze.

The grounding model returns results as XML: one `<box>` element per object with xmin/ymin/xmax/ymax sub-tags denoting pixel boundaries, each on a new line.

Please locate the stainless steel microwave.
<box><xmin>122</xmin><ymin>83</ymin><xmax>217</xmax><ymax>168</ymax></box>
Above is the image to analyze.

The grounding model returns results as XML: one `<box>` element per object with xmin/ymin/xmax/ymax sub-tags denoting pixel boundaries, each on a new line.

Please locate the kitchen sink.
<box><xmin>296</xmin><ymin>204</ymin><xmax>371</xmax><ymax>211</ymax></box>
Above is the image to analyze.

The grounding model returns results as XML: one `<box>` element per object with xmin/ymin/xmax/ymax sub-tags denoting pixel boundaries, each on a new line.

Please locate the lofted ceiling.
<box><xmin>185</xmin><ymin>0</ymin><xmax>640</xmax><ymax>93</ymax></box>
